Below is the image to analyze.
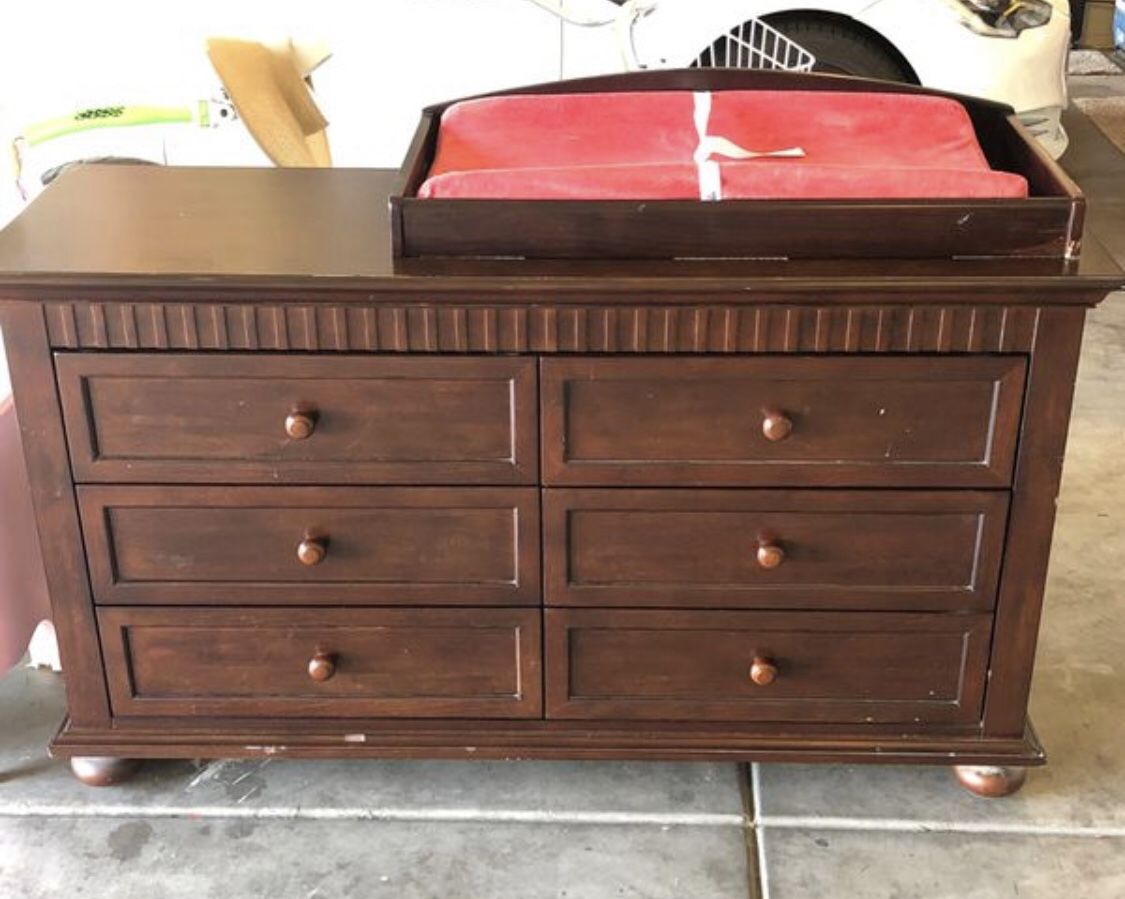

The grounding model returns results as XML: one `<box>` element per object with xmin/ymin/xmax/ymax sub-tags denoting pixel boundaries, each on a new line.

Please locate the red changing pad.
<box><xmin>418</xmin><ymin>90</ymin><xmax>1029</xmax><ymax>201</ymax></box>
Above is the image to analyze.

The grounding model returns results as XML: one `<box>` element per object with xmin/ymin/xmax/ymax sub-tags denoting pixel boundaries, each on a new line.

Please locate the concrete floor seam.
<box><xmin>735</xmin><ymin>765</ymin><xmax>767</xmax><ymax>899</ymax></box>
<box><xmin>742</xmin><ymin>825</ymin><xmax>766</xmax><ymax>899</ymax></box>
<box><xmin>750</xmin><ymin>765</ymin><xmax>772</xmax><ymax>899</ymax></box>
<box><xmin>753</xmin><ymin>816</ymin><xmax>1125</xmax><ymax>839</ymax></box>
<box><xmin>0</xmin><ymin>804</ymin><xmax>749</xmax><ymax>827</ymax></box>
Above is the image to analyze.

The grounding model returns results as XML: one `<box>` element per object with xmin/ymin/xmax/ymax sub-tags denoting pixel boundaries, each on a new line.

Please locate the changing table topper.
<box><xmin>419</xmin><ymin>89</ymin><xmax>1029</xmax><ymax>201</ymax></box>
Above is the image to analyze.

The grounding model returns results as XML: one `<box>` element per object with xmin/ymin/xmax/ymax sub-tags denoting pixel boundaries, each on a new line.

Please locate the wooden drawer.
<box><xmin>546</xmin><ymin>609</ymin><xmax>989</xmax><ymax>724</ymax></box>
<box><xmin>79</xmin><ymin>486</ymin><xmax>539</xmax><ymax>605</ymax></box>
<box><xmin>544</xmin><ymin>489</ymin><xmax>1008</xmax><ymax>611</ymax></box>
<box><xmin>541</xmin><ymin>357</ymin><xmax>1025</xmax><ymax>487</ymax></box>
<box><xmin>99</xmin><ymin>607</ymin><xmax>541</xmax><ymax>718</ymax></box>
<box><xmin>56</xmin><ymin>353</ymin><xmax>537</xmax><ymax>484</ymax></box>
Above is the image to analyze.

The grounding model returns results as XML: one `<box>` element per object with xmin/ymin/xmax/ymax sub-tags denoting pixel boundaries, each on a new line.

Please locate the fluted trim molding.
<box><xmin>44</xmin><ymin>302</ymin><xmax>1039</xmax><ymax>354</ymax></box>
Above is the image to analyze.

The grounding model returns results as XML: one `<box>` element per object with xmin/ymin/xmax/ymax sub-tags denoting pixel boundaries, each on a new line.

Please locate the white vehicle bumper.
<box><xmin>1017</xmin><ymin>105</ymin><xmax>1068</xmax><ymax>158</ymax></box>
<box><xmin>861</xmin><ymin>0</ymin><xmax>1070</xmax><ymax>153</ymax></box>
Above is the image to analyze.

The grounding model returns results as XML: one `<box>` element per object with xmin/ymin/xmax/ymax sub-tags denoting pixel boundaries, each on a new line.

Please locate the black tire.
<box><xmin>764</xmin><ymin>18</ymin><xmax>913</xmax><ymax>82</ymax></box>
<box><xmin>41</xmin><ymin>156</ymin><xmax>159</xmax><ymax>187</ymax></box>
<box><xmin>1069</xmin><ymin>0</ymin><xmax>1086</xmax><ymax>45</ymax></box>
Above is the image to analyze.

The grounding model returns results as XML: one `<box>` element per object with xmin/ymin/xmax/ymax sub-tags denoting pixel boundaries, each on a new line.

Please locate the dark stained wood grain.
<box><xmin>0</xmin><ymin>120</ymin><xmax>1116</xmax><ymax>781</ymax></box>
<box><xmin>396</xmin><ymin>197</ymin><xmax>1076</xmax><ymax>262</ymax></box>
<box><xmin>541</xmin><ymin>356</ymin><xmax>1026</xmax><ymax>487</ymax></box>
<box><xmin>0</xmin><ymin>167</ymin><xmax>1120</xmax><ymax>297</ymax></box>
<box><xmin>545</xmin><ymin>609</ymin><xmax>991</xmax><ymax>724</ymax></box>
<box><xmin>984</xmin><ymin>306</ymin><xmax>1090</xmax><ymax>736</ymax></box>
<box><xmin>79</xmin><ymin>486</ymin><xmax>539</xmax><ymax>606</ymax></box>
<box><xmin>99</xmin><ymin>607</ymin><xmax>541</xmax><ymax>719</ymax></box>
<box><xmin>0</xmin><ymin>303</ymin><xmax>110</xmax><ymax>726</ymax></box>
<box><xmin>543</xmin><ymin>489</ymin><xmax>1009</xmax><ymax>611</ymax></box>
<box><xmin>394</xmin><ymin>70</ymin><xmax>1080</xmax><ymax>262</ymax></box>
<box><xmin>43</xmin><ymin>302</ymin><xmax>1048</xmax><ymax>354</ymax></box>
<box><xmin>51</xmin><ymin>717</ymin><xmax>1047</xmax><ymax>766</ymax></box>
<box><xmin>56</xmin><ymin>354</ymin><xmax>537</xmax><ymax>484</ymax></box>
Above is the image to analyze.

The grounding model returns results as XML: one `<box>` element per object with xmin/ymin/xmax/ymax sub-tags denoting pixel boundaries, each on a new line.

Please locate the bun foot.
<box><xmin>69</xmin><ymin>756</ymin><xmax>141</xmax><ymax>787</ymax></box>
<box><xmin>953</xmin><ymin>765</ymin><xmax>1028</xmax><ymax>798</ymax></box>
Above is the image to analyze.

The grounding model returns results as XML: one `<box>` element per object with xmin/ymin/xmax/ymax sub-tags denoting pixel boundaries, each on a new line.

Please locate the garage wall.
<box><xmin>1080</xmin><ymin>0</ymin><xmax>1118</xmax><ymax>46</ymax></box>
<box><xmin>0</xmin><ymin>1</ymin><xmax>569</xmax><ymax>165</ymax></box>
<box><xmin>0</xmin><ymin>1</ymin><xmax>612</xmax><ymax>231</ymax></box>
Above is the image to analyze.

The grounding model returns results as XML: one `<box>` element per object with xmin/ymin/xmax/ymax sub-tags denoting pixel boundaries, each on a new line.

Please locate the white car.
<box><xmin>622</xmin><ymin>0</ymin><xmax>1072</xmax><ymax>156</ymax></box>
<box><xmin>5</xmin><ymin>0</ymin><xmax>1073</xmax><ymax>219</ymax></box>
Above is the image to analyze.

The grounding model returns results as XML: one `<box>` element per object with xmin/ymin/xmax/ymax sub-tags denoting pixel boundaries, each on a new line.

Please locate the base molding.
<box><xmin>51</xmin><ymin>718</ymin><xmax>1046</xmax><ymax>767</ymax></box>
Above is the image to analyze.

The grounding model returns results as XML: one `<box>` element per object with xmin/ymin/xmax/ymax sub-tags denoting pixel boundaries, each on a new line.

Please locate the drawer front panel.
<box><xmin>541</xmin><ymin>357</ymin><xmax>1025</xmax><ymax>487</ymax></box>
<box><xmin>57</xmin><ymin>353</ymin><xmax>537</xmax><ymax>484</ymax></box>
<box><xmin>546</xmin><ymin>609</ymin><xmax>989</xmax><ymax>724</ymax></box>
<box><xmin>80</xmin><ymin>486</ymin><xmax>539</xmax><ymax>605</ymax></box>
<box><xmin>100</xmin><ymin>607</ymin><xmax>541</xmax><ymax>718</ymax></box>
<box><xmin>544</xmin><ymin>489</ymin><xmax>1008</xmax><ymax>611</ymax></box>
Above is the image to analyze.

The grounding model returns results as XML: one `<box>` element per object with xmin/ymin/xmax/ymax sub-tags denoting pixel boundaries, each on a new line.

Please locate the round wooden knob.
<box><xmin>297</xmin><ymin>537</ymin><xmax>328</xmax><ymax>566</ymax></box>
<box><xmin>762</xmin><ymin>411</ymin><xmax>793</xmax><ymax>442</ymax></box>
<box><xmin>750</xmin><ymin>657</ymin><xmax>778</xmax><ymax>687</ymax></box>
<box><xmin>307</xmin><ymin>652</ymin><xmax>337</xmax><ymax>682</ymax></box>
<box><xmin>756</xmin><ymin>542</ymin><xmax>786</xmax><ymax>569</ymax></box>
<box><xmin>285</xmin><ymin>411</ymin><xmax>317</xmax><ymax>440</ymax></box>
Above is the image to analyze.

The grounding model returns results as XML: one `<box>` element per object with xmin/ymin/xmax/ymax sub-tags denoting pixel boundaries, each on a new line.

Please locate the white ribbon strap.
<box><xmin>692</xmin><ymin>91</ymin><xmax>722</xmax><ymax>201</ymax></box>
<box><xmin>691</xmin><ymin>91</ymin><xmax>806</xmax><ymax>201</ymax></box>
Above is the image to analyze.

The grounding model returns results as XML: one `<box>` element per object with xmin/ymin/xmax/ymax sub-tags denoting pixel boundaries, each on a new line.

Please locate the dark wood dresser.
<box><xmin>1</xmin><ymin>163</ymin><xmax>1119</xmax><ymax>796</ymax></box>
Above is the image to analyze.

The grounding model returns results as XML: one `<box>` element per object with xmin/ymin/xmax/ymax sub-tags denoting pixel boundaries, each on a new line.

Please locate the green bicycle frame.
<box><xmin>21</xmin><ymin>102</ymin><xmax>211</xmax><ymax>147</ymax></box>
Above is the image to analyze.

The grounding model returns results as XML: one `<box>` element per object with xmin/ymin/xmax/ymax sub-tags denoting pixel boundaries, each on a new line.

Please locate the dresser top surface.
<box><xmin>0</xmin><ymin>164</ymin><xmax>1120</xmax><ymax>301</ymax></box>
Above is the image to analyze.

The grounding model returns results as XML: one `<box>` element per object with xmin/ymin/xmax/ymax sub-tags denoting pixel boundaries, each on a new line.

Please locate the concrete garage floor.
<box><xmin>2</xmin><ymin>71</ymin><xmax>1125</xmax><ymax>898</ymax></box>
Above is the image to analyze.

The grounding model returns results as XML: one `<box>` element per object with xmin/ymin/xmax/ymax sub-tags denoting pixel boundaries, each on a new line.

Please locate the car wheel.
<box><xmin>764</xmin><ymin>18</ymin><xmax>913</xmax><ymax>82</ymax></box>
<box><xmin>41</xmin><ymin>156</ymin><xmax>160</xmax><ymax>187</ymax></box>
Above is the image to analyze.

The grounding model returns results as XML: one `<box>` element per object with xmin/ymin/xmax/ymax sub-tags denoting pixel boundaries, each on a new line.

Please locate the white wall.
<box><xmin>0</xmin><ymin>1</ymin><xmax>625</xmax><ymax>224</ymax></box>
<box><xmin>0</xmin><ymin>1</ymin><xmax>619</xmax><ymax>180</ymax></box>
